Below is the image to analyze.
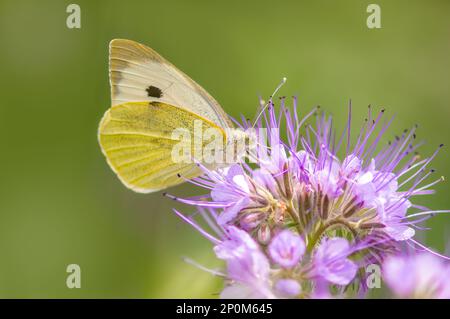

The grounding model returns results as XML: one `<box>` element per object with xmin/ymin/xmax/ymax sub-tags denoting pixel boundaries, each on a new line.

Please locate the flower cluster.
<box><xmin>169</xmin><ymin>97</ymin><xmax>450</xmax><ymax>298</ymax></box>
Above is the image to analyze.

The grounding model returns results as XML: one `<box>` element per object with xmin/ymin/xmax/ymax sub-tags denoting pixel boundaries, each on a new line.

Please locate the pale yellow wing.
<box><xmin>98</xmin><ymin>101</ymin><xmax>226</xmax><ymax>193</ymax></box>
<box><xmin>109</xmin><ymin>39</ymin><xmax>233</xmax><ymax>129</ymax></box>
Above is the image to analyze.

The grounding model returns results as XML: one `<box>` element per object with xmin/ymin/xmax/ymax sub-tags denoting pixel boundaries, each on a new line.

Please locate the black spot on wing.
<box><xmin>146</xmin><ymin>85</ymin><xmax>163</xmax><ymax>98</ymax></box>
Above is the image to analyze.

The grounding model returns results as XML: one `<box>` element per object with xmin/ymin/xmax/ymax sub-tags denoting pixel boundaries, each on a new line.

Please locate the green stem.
<box><xmin>286</xmin><ymin>202</ymin><xmax>303</xmax><ymax>234</ymax></box>
<box><xmin>307</xmin><ymin>219</ymin><xmax>357</xmax><ymax>252</ymax></box>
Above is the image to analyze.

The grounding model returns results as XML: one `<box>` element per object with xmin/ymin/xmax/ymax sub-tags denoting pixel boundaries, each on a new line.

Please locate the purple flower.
<box><xmin>172</xmin><ymin>100</ymin><xmax>447</xmax><ymax>252</ymax></box>
<box><xmin>383</xmin><ymin>253</ymin><xmax>450</xmax><ymax>299</ymax></box>
<box><xmin>275</xmin><ymin>279</ymin><xmax>301</xmax><ymax>297</ymax></box>
<box><xmin>311</xmin><ymin>279</ymin><xmax>333</xmax><ymax>299</ymax></box>
<box><xmin>210</xmin><ymin>165</ymin><xmax>252</xmax><ymax>224</ymax></box>
<box><xmin>312</xmin><ymin>238</ymin><xmax>358</xmax><ymax>285</ymax></box>
<box><xmin>169</xmin><ymin>95</ymin><xmax>449</xmax><ymax>299</ymax></box>
<box><xmin>310</xmin><ymin>167</ymin><xmax>343</xmax><ymax>198</ymax></box>
<box><xmin>268</xmin><ymin>230</ymin><xmax>305</xmax><ymax>268</ymax></box>
<box><xmin>341</xmin><ymin>154</ymin><xmax>362</xmax><ymax>177</ymax></box>
<box><xmin>349</xmin><ymin>159</ymin><xmax>416</xmax><ymax>241</ymax></box>
<box><xmin>214</xmin><ymin>226</ymin><xmax>274</xmax><ymax>298</ymax></box>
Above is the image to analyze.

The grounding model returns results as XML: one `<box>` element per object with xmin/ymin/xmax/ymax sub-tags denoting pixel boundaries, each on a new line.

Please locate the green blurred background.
<box><xmin>0</xmin><ymin>0</ymin><xmax>449</xmax><ymax>298</ymax></box>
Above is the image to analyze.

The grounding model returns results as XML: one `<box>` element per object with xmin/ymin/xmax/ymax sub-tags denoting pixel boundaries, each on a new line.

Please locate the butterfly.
<box><xmin>98</xmin><ymin>39</ymin><xmax>245</xmax><ymax>193</ymax></box>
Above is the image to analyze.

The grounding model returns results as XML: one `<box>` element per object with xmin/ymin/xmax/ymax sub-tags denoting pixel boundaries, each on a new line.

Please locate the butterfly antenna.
<box><xmin>252</xmin><ymin>77</ymin><xmax>287</xmax><ymax>128</ymax></box>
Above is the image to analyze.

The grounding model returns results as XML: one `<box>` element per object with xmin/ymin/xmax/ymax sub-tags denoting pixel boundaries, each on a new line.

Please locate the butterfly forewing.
<box><xmin>109</xmin><ymin>39</ymin><xmax>233</xmax><ymax>129</ymax></box>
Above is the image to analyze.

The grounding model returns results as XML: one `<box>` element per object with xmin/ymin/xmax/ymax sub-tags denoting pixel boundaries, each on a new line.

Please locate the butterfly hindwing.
<box><xmin>98</xmin><ymin>101</ymin><xmax>226</xmax><ymax>193</ymax></box>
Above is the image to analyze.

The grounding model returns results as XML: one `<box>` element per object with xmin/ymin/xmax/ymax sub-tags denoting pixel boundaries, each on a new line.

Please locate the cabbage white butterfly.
<box><xmin>98</xmin><ymin>39</ymin><xmax>243</xmax><ymax>193</ymax></box>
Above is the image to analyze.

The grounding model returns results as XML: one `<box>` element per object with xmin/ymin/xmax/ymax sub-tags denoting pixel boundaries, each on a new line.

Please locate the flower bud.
<box><xmin>240</xmin><ymin>213</ymin><xmax>263</xmax><ymax>230</ymax></box>
<box><xmin>257</xmin><ymin>224</ymin><xmax>272</xmax><ymax>244</ymax></box>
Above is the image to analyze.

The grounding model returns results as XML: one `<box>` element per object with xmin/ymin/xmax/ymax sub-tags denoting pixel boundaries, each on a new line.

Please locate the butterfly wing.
<box><xmin>98</xmin><ymin>101</ymin><xmax>226</xmax><ymax>193</ymax></box>
<box><xmin>109</xmin><ymin>39</ymin><xmax>233</xmax><ymax>129</ymax></box>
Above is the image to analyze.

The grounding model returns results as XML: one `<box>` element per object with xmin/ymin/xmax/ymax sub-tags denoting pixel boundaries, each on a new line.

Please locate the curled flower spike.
<box><xmin>171</xmin><ymin>96</ymin><xmax>449</xmax><ymax>298</ymax></box>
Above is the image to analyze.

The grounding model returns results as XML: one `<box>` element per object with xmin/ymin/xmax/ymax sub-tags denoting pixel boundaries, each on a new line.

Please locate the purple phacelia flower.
<box><xmin>275</xmin><ymin>279</ymin><xmax>301</xmax><ymax>297</ymax></box>
<box><xmin>268</xmin><ymin>230</ymin><xmax>305</xmax><ymax>268</ymax></box>
<box><xmin>383</xmin><ymin>253</ymin><xmax>450</xmax><ymax>299</ymax></box>
<box><xmin>169</xmin><ymin>94</ymin><xmax>449</xmax><ymax>299</ymax></box>
<box><xmin>214</xmin><ymin>226</ymin><xmax>274</xmax><ymax>298</ymax></box>
<box><xmin>210</xmin><ymin>165</ymin><xmax>252</xmax><ymax>225</ymax></box>
<box><xmin>311</xmin><ymin>238</ymin><xmax>358</xmax><ymax>285</ymax></box>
